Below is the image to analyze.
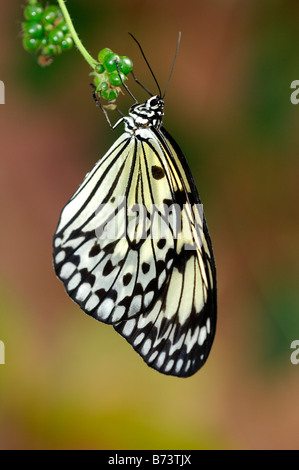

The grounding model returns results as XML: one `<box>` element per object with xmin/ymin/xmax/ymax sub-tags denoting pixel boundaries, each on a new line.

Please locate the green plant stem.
<box><xmin>56</xmin><ymin>0</ymin><xmax>98</xmax><ymax>70</ymax></box>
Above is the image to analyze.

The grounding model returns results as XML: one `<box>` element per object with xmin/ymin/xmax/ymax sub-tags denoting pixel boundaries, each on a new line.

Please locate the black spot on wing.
<box><xmin>151</xmin><ymin>165</ymin><xmax>165</xmax><ymax>180</ymax></box>
<box><xmin>95</xmin><ymin>288</ymin><xmax>106</xmax><ymax>299</ymax></box>
<box><xmin>162</xmin><ymin>190</ymin><xmax>188</xmax><ymax>208</ymax></box>
<box><xmin>163</xmin><ymin>198</ymin><xmax>173</xmax><ymax>207</ymax></box>
<box><xmin>123</xmin><ymin>273</ymin><xmax>132</xmax><ymax>286</ymax></box>
<box><xmin>89</xmin><ymin>243</ymin><xmax>101</xmax><ymax>257</ymax></box>
<box><xmin>68</xmin><ymin>227</ymin><xmax>83</xmax><ymax>240</ymax></box>
<box><xmin>79</xmin><ymin>268</ymin><xmax>96</xmax><ymax>286</ymax></box>
<box><xmin>165</xmin><ymin>248</ymin><xmax>175</xmax><ymax>263</ymax></box>
<box><xmin>176</xmin><ymin>249</ymin><xmax>194</xmax><ymax>274</ymax></box>
<box><xmin>174</xmin><ymin>190</ymin><xmax>187</xmax><ymax>206</ymax></box>
<box><xmin>157</xmin><ymin>238</ymin><xmax>166</xmax><ymax>250</ymax></box>
<box><xmin>102</xmin><ymin>240</ymin><xmax>119</xmax><ymax>255</ymax></box>
<box><xmin>106</xmin><ymin>289</ymin><xmax>118</xmax><ymax>302</ymax></box>
<box><xmin>156</xmin><ymin>260</ymin><xmax>166</xmax><ymax>275</ymax></box>
<box><xmin>103</xmin><ymin>260</ymin><xmax>114</xmax><ymax>276</ymax></box>
<box><xmin>142</xmin><ymin>262</ymin><xmax>150</xmax><ymax>274</ymax></box>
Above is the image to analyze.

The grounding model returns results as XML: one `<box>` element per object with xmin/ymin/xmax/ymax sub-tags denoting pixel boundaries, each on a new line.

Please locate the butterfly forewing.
<box><xmin>53</xmin><ymin>95</ymin><xmax>216</xmax><ymax>377</ymax></box>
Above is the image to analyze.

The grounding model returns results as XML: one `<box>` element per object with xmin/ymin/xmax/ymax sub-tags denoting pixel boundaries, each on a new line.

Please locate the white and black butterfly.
<box><xmin>53</xmin><ymin>37</ymin><xmax>217</xmax><ymax>377</ymax></box>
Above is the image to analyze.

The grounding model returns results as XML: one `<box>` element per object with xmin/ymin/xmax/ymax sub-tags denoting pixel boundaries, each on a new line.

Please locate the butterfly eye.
<box><xmin>150</xmin><ymin>98</ymin><xmax>159</xmax><ymax>107</ymax></box>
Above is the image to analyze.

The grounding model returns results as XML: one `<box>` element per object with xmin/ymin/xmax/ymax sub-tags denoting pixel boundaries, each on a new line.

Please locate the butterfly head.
<box><xmin>129</xmin><ymin>95</ymin><xmax>164</xmax><ymax>129</ymax></box>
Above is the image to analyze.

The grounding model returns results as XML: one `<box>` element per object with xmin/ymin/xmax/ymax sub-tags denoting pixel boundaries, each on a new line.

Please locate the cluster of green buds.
<box><xmin>91</xmin><ymin>48</ymin><xmax>133</xmax><ymax>101</ymax></box>
<box><xmin>22</xmin><ymin>1</ymin><xmax>73</xmax><ymax>66</ymax></box>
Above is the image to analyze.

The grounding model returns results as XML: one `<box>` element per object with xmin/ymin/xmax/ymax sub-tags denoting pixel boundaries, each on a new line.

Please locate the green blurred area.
<box><xmin>0</xmin><ymin>0</ymin><xmax>299</xmax><ymax>450</ymax></box>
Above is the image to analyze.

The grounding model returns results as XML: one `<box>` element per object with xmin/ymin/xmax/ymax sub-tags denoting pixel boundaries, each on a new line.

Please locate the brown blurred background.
<box><xmin>0</xmin><ymin>0</ymin><xmax>299</xmax><ymax>450</ymax></box>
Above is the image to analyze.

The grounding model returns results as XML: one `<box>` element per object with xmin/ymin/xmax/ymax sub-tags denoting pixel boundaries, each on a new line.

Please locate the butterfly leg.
<box><xmin>90</xmin><ymin>83</ymin><xmax>124</xmax><ymax>128</ymax></box>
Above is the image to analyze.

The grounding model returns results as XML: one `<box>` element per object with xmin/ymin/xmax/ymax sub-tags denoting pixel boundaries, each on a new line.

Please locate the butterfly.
<box><xmin>53</xmin><ymin>36</ymin><xmax>217</xmax><ymax>377</ymax></box>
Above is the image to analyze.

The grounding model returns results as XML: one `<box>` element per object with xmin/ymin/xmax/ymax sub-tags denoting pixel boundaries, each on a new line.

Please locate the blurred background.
<box><xmin>0</xmin><ymin>0</ymin><xmax>299</xmax><ymax>450</ymax></box>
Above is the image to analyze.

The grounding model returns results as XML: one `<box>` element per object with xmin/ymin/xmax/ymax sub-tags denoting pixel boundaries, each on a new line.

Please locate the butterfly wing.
<box><xmin>53</xmin><ymin>126</ymin><xmax>216</xmax><ymax>377</ymax></box>
<box><xmin>114</xmin><ymin>126</ymin><xmax>217</xmax><ymax>377</ymax></box>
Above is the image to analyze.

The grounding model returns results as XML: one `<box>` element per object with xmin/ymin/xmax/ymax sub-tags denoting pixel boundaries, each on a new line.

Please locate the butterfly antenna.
<box><xmin>114</xmin><ymin>62</ymin><xmax>139</xmax><ymax>104</ymax></box>
<box><xmin>129</xmin><ymin>33</ymin><xmax>162</xmax><ymax>97</ymax></box>
<box><xmin>130</xmin><ymin>70</ymin><xmax>153</xmax><ymax>97</ymax></box>
<box><xmin>163</xmin><ymin>32</ymin><xmax>181</xmax><ymax>99</ymax></box>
